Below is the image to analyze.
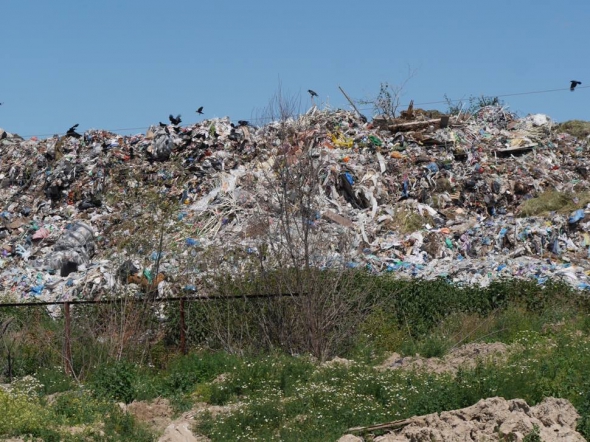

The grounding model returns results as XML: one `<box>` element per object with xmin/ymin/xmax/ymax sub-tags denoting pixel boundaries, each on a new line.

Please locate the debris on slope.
<box><xmin>379</xmin><ymin>342</ymin><xmax>509</xmax><ymax>374</ymax></box>
<box><xmin>342</xmin><ymin>397</ymin><xmax>584</xmax><ymax>441</ymax></box>
<box><xmin>1</xmin><ymin>105</ymin><xmax>590</xmax><ymax>303</ymax></box>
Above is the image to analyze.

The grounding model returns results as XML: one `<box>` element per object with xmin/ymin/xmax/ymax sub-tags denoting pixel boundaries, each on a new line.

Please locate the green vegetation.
<box><xmin>0</xmin><ymin>380</ymin><xmax>153</xmax><ymax>441</ymax></box>
<box><xmin>196</xmin><ymin>329</ymin><xmax>590</xmax><ymax>441</ymax></box>
<box><xmin>391</xmin><ymin>208</ymin><xmax>432</xmax><ymax>234</ymax></box>
<box><xmin>2</xmin><ymin>276</ymin><xmax>590</xmax><ymax>440</ymax></box>
<box><xmin>445</xmin><ymin>94</ymin><xmax>504</xmax><ymax>115</ymax></box>
<box><xmin>518</xmin><ymin>190</ymin><xmax>590</xmax><ymax>217</ymax></box>
<box><xmin>557</xmin><ymin>120</ymin><xmax>590</xmax><ymax>139</ymax></box>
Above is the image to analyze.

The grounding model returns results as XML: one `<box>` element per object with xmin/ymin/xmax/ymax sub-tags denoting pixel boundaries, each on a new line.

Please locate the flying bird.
<box><xmin>570</xmin><ymin>80</ymin><xmax>582</xmax><ymax>91</ymax></box>
<box><xmin>196</xmin><ymin>106</ymin><xmax>204</xmax><ymax>114</ymax></box>
<box><xmin>169</xmin><ymin>114</ymin><xmax>182</xmax><ymax>125</ymax></box>
<box><xmin>66</xmin><ymin>124</ymin><xmax>81</xmax><ymax>138</ymax></box>
<box><xmin>308</xmin><ymin>89</ymin><xmax>318</xmax><ymax>97</ymax></box>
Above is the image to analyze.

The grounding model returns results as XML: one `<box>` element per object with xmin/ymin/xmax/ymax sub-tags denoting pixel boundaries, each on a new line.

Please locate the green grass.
<box><xmin>196</xmin><ymin>330</ymin><xmax>590</xmax><ymax>441</ymax></box>
<box><xmin>391</xmin><ymin>208</ymin><xmax>433</xmax><ymax>234</ymax></box>
<box><xmin>0</xmin><ymin>384</ymin><xmax>154</xmax><ymax>441</ymax></box>
<box><xmin>518</xmin><ymin>190</ymin><xmax>590</xmax><ymax>217</ymax></box>
<box><xmin>3</xmin><ymin>276</ymin><xmax>590</xmax><ymax>440</ymax></box>
<box><xmin>557</xmin><ymin>120</ymin><xmax>590</xmax><ymax>139</ymax></box>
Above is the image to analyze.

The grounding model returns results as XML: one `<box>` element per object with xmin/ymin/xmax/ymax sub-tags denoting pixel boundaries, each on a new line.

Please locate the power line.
<box><xmin>356</xmin><ymin>85</ymin><xmax>589</xmax><ymax>112</ymax></box>
<box><xmin>13</xmin><ymin>84</ymin><xmax>589</xmax><ymax>139</ymax></box>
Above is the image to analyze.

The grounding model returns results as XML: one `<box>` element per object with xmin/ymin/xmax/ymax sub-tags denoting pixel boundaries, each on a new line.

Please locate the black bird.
<box><xmin>308</xmin><ymin>89</ymin><xmax>318</xmax><ymax>97</ymax></box>
<box><xmin>169</xmin><ymin>114</ymin><xmax>182</xmax><ymax>125</ymax></box>
<box><xmin>238</xmin><ymin>120</ymin><xmax>249</xmax><ymax>127</ymax></box>
<box><xmin>570</xmin><ymin>80</ymin><xmax>582</xmax><ymax>91</ymax></box>
<box><xmin>66</xmin><ymin>124</ymin><xmax>81</xmax><ymax>139</ymax></box>
<box><xmin>159</xmin><ymin>122</ymin><xmax>167</xmax><ymax>128</ymax></box>
<box><xmin>196</xmin><ymin>106</ymin><xmax>204</xmax><ymax>114</ymax></box>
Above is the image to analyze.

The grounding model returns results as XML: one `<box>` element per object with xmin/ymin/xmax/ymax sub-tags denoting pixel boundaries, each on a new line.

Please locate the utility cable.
<box><xmin>12</xmin><ymin>84</ymin><xmax>589</xmax><ymax>139</ymax></box>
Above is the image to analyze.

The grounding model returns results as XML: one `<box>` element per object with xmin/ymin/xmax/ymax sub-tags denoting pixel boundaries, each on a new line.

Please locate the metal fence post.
<box><xmin>63</xmin><ymin>302</ymin><xmax>73</xmax><ymax>375</ymax></box>
<box><xmin>180</xmin><ymin>298</ymin><xmax>187</xmax><ymax>355</ymax></box>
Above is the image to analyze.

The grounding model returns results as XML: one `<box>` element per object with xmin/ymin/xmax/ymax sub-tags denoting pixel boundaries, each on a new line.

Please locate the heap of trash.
<box><xmin>1</xmin><ymin>103</ymin><xmax>590</xmax><ymax>302</ymax></box>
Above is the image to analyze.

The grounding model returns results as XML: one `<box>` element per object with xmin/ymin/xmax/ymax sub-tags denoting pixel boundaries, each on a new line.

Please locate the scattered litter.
<box><xmin>1</xmin><ymin>104</ymin><xmax>589</xmax><ymax>302</ymax></box>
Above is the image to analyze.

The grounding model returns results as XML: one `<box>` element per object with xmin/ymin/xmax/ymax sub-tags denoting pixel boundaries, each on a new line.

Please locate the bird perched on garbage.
<box><xmin>308</xmin><ymin>89</ymin><xmax>318</xmax><ymax>98</ymax></box>
<box><xmin>158</xmin><ymin>122</ymin><xmax>167</xmax><ymax>128</ymax></box>
<box><xmin>169</xmin><ymin>114</ymin><xmax>182</xmax><ymax>125</ymax></box>
<box><xmin>196</xmin><ymin>106</ymin><xmax>204</xmax><ymax>114</ymax></box>
<box><xmin>66</xmin><ymin>124</ymin><xmax>81</xmax><ymax>139</ymax></box>
<box><xmin>570</xmin><ymin>80</ymin><xmax>582</xmax><ymax>91</ymax></box>
<box><xmin>238</xmin><ymin>120</ymin><xmax>249</xmax><ymax>127</ymax></box>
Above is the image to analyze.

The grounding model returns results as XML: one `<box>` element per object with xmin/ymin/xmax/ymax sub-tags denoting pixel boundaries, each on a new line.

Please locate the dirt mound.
<box><xmin>341</xmin><ymin>397</ymin><xmax>583</xmax><ymax>441</ymax></box>
<box><xmin>125</xmin><ymin>397</ymin><xmax>174</xmax><ymax>433</ymax></box>
<box><xmin>159</xmin><ymin>410</ymin><xmax>209</xmax><ymax>442</ymax></box>
<box><xmin>380</xmin><ymin>342</ymin><xmax>509</xmax><ymax>374</ymax></box>
<box><xmin>125</xmin><ymin>398</ymin><xmax>236</xmax><ymax>442</ymax></box>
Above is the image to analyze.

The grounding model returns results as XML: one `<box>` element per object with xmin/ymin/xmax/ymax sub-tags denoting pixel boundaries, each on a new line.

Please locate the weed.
<box><xmin>36</xmin><ymin>366</ymin><xmax>74</xmax><ymax>395</ymax></box>
<box><xmin>523</xmin><ymin>424</ymin><xmax>542</xmax><ymax>441</ymax></box>
<box><xmin>445</xmin><ymin>94</ymin><xmax>504</xmax><ymax>116</ymax></box>
<box><xmin>89</xmin><ymin>360</ymin><xmax>137</xmax><ymax>404</ymax></box>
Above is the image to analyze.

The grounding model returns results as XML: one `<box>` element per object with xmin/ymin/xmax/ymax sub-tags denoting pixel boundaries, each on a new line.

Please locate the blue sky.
<box><xmin>0</xmin><ymin>0</ymin><xmax>588</xmax><ymax>138</ymax></box>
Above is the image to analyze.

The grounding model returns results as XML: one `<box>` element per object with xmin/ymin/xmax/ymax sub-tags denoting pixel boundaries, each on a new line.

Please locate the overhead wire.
<box><xmin>356</xmin><ymin>85</ymin><xmax>589</xmax><ymax>112</ymax></box>
<box><xmin>12</xmin><ymin>84</ymin><xmax>589</xmax><ymax>139</ymax></box>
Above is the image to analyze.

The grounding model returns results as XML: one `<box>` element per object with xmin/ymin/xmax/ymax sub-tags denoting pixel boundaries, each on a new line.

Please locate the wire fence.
<box><xmin>0</xmin><ymin>293</ymin><xmax>299</xmax><ymax>380</ymax></box>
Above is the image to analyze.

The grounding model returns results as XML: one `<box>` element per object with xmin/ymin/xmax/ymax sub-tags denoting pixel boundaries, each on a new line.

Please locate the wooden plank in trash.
<box><xmin>388</xmin><ymin>118</ymin><xmax>442</xmax><ymax>132</ymax></box>
<box><xmin>323</xmin><ymin>211</ymin><xmax>353</xmax><ymax>228</ymax></box>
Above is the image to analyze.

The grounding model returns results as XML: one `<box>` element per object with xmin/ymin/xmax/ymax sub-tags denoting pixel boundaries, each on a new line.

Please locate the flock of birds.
<box><xmin>0</xmin><ymin>83</ymin><xmax>584</xmax><ymax>137</ymax></box>
<box><xmin>61</xmin><ymin>89</ymin><xmax>321</xmax><ymax>138</ymax></box>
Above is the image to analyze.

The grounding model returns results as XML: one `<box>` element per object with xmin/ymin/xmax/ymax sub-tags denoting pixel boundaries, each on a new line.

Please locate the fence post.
<box><xmin>63</xmin><ymin>302</ymin><xmax>73</xmax><ymax>375</ymax></box>
<box><xmin>180</xmin><ymin>298</ymin><xmax>187</xmax><ymax>355</ymax></box>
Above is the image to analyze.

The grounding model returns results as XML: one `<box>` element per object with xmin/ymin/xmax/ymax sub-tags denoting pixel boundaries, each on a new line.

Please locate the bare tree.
<box><xmin>192</xmin><ymin>87</ymin><xmax>379</xmax><ymax>361</ymax></box>
<box><xmin>359</xmin><ymin>66</ymin><xmax>418</xmax><ymax>118</ymax></box>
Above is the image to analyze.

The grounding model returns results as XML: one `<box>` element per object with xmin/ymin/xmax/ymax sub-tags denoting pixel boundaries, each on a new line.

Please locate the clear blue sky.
<box><xmin>1</xmin><ymin>0</ymin><xmax>588</xmax><ymax>138</ymax></box>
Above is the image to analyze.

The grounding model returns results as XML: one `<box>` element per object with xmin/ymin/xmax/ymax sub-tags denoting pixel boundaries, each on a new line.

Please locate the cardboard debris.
<box><xmin>323</xmin><ymin>211</ymin><xmax>353</xmax><ymax>228</ymax></box>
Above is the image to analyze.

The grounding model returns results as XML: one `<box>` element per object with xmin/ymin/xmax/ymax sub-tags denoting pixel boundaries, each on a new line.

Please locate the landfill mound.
<box><xmin>340</xmin><ymin>397</ymin><xmax>584</xmax><ymax>441</ymax></box>
<box><xmin>1</xmin><ymin>105</ymin><xmax>590</xmax><ymax>302</ymax></box>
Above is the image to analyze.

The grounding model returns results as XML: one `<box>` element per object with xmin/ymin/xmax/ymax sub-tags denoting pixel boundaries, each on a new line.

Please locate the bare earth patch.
<box><xmin>124</xmin><ymin>398</ymin><xmax>235</xmax><ymax>442</ymax></box>
<box><xmin>379</xmin><ymin>342</ymin><xmax>510</xmax><ymax>374</ymax></box>
<box><xmin>125</xmin><ymin>397</ymin><xmax>174</xmax><ymax>434</ymax></box>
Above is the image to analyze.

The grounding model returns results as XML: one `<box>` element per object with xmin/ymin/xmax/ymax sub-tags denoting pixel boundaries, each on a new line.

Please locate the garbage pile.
<box><xmin>1</xmin><ymin>104</ymin><xmax>590</xmax><ymax>302</ymax></box>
